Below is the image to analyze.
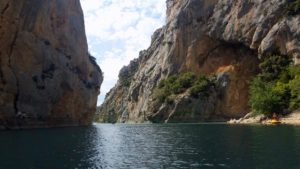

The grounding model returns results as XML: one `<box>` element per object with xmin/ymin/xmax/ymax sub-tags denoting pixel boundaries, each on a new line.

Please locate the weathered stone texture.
<box><xmin>98</xmin><ymin>0</ymin><xmax>299</xmax><ymax>123</ymax></box>
<box><xmin>0</xmin><ymin>0</ymin><xmax>103</xmax><ymax>128</ymax></box>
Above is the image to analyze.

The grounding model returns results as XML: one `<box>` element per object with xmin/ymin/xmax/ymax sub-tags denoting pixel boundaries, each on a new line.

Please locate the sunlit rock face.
<box><xmin>0</xmin><ymin>0</ymin><xmax>103</xmax><ymax>129</ymax></box>
<box><xmin>98</xmin><ymin>0</ymin><xmax>300</xmax><ymax>123</ymax></box>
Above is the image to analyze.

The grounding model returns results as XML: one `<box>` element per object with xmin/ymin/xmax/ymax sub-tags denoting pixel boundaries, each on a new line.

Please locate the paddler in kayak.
<box><xmin>271</xmin><ymin>113</ymin><xmax>281</xmax><ymax>124</ymax></box>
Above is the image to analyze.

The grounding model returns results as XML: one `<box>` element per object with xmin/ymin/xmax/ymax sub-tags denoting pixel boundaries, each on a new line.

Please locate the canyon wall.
<box><xmin>98</xmin><ymin>0</ymin><xmax>300</xmax><ymax>123</ymax></box>
<box><xmin>0</xmin><ymin>0</ymin><xmax>103</xmax><ymax>128</ymax></box>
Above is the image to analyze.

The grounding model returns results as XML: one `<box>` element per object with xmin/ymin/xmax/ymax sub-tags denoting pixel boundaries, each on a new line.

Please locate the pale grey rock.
<box><xmin>98</xmin><ymin>0</ymin><xmax>299</xmax><ymax>123</ymax></box>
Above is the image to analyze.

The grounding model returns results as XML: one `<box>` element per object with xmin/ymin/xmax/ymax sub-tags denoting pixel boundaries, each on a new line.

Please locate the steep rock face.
<box><xmin>0</xmin><ymin>0</ymin><xmax>103</xmax><ymax>129</ymax></box>
<box><xmin>98</xmin><ymin>0</ymin><xmax>300</xmax><ymax>123</ymax></box>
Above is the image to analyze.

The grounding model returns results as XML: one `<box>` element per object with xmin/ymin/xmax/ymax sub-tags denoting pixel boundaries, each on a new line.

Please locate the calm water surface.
<box><xmin>0</xmin><ymin>123</ymin><xmax>300</xmax><ymax>169</ymax></box>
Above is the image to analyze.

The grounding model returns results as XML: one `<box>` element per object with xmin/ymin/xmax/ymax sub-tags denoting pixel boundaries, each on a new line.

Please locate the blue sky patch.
<box><xmin>80</xmin><ymin>0</ymin><xmax>166</xmax><ymax>105</ymax></box>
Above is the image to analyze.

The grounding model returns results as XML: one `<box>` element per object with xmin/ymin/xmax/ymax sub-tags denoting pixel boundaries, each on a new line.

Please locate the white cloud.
<box><xmin>80</xmin><ymin>0</ymin><xmax>166</xmax><ymax>105</ymax></box>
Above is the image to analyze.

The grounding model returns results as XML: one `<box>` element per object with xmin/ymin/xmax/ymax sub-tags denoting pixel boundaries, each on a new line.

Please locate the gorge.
<box><xmin>0</xmin><ymin>0</ymin><xmax>299</xmax><ymax>127</ymax></box>
<box><xmin>0</xmin><ymin>0</ymin><xmax>300</xmax><ymax>168</ymax></box>
<box><xmin>98</xmin><ymin>0</ymin><xmax>300</xmax><ymax>123</ymax></box>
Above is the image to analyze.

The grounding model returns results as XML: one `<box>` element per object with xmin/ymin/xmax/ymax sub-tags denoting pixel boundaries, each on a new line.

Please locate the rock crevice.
<box><xmin>8</xmin><ymin>29</ymin><xmax>19</xmax><ymax>115</ymax></box>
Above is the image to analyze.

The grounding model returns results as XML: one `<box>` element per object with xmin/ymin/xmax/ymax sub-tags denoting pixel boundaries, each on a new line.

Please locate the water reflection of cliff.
<box><xmin>1</xmin><ymin>124</ymin><xmax>300</xmax><ymax>169</ymax></box>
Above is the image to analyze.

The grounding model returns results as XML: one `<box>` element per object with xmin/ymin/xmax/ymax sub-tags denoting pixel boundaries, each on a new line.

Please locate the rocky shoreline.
<box><xmin>228</xmin><ymin>110</ymin><xmax>300</xmax><ymax>125</ymax></box>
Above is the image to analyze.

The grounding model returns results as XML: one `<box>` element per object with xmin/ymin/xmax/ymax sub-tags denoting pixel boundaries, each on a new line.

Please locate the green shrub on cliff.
<box><xmin>154</xmin><ymin>72</ymin><xmax>211</xmax><ymax>102</ymax></box>
<box><xmin>258</xmin><ymin>55</ymin><xmax>291</xmax><ymax>81</ymax></box>
<box><xmin>249</xmin><ymin>54</ymin><xmax>300</xmax><ymax>115</ymax></box>
<box><xmin>190</xmin><ymin>75</ymin><xmax>209</xmax><ymax>97</ymax></box>
<box><xmin>154</xmin><ymin>75</ymin><xmax>175</xmax><ymax>102</ymax></box>
<box><xmin>287</xmin><ymin>0</ymin><xmax>300</xmax><ymax>15</ymax></box>
<box><xmin>289</xmin><ymin>64</ymin><xmax>300</xmax><ymax>77</ymax></box>
<box><xmin>249</xmin><ymin>78</ymin><xmax>281</xmax><ymax>115</ymax></box>
<box><xmin>154</xmin><ymin>87</ymin><xmax>170</xmax><ymax>102</ymax></box>
<box><xmin>177</xmin><ymin>72</ymin><xmax>196</xmax><ymax>89</ymax></box>
<box><xmin>289</xmin><ymin>76</ymin><xmax>300</xmax><ymax>109</ymax></box>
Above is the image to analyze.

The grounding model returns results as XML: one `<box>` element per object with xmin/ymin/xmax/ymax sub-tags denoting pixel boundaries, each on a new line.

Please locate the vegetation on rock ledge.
<box><xmin>249</xmin><ymin>55</ymin><xmax>300</xmax><ymax>116</ymax></box>
<box><xmin>286</xmin><ymin>0</ymin><xmax>300</xmax><ymax>15</ymax></box>
<box><xmin>153</xmin><ymin>72</ymin><xmax>212</xmax><ymax>102</ymax></box>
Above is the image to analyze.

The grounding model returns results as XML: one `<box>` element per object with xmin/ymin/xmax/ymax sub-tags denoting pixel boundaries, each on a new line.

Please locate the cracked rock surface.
<box><xmin>0</xmin><ymin>0</ymin><xmax>103</xmax><ymax>129</ymax></box>
<box><xmin>98</xmin><ymin>0</ymin><xmax>299</xmax><ymax>123</ymax></box>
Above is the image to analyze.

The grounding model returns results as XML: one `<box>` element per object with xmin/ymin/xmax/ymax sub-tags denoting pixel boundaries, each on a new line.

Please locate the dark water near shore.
<box><xmin>0</xmin><ymin>123</ymin><xmax>300</xmax><ymax>169</ymax></box>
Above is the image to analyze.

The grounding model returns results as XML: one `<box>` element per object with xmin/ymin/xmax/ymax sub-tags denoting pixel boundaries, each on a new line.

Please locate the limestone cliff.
<box><xmin>0</xmin><ymin>0</ymin><xmax>103</xmax><ymax>129</ymax></box>
<box><xmin>98</xmin><ymin>0</ymin><xmax>300</xmax><ymax>123</ymax></box>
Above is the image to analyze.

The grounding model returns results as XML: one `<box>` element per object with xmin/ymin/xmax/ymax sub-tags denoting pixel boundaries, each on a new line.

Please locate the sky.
<box><xmin>80</xmin><ymin>0</ymin><xmax>166</xmax><ymax>105</ymax></box>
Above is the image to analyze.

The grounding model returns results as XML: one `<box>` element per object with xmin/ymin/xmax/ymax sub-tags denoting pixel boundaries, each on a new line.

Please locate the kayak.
<box><xmin>271</xmin><ymin>119</ymin><xmax>281</xmax><ymax>124</ymax></box>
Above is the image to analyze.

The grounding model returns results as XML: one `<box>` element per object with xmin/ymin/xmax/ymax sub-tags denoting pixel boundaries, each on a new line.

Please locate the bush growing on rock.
<box><xmin>154</xmin><ymin>86</ymin><xmax>170</xmax><ymax>102</ymax></box>
<box><xmin>249</xmin><ymin>78</ymin><xmax>281</xmax><ymax>115</ymax></box>
<box><xmin>249</xmin><ymin>54</ymin><xmax>300</xmax><ymax>115</ymax></box>
<box><xmin>289</xmin><ymin>76</ymin><xmax>300</xmax><ymax>109</ymax></box>
<box><xmin>154</xmin><ymin>72</ymin><xmax>211</xmax><ymax>102</ymax></box>
<box><xmin>287</xmin><ymin>0</ymin><xmax>300</xmax><ymax>15</ymax></box>
<box><xmin>177</xmin><ymin>72</ymin><xmax>196</xmax><ymax>89</ymax></box>
<box><xmin>190</xmin><ymin>75</ymin><xmax>209</xmax><ymax>97</ymax></box>
<box><xmin>258</xmin><ymin>55</ymin><xmax>291</xmax><ymax>81</ymax></box>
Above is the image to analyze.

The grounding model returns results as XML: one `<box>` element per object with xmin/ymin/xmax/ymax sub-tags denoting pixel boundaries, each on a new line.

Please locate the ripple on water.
<box><xmin>0</xmin><ymin>124</ymin><xmax>299</xmax><ymax>169</ymax></box>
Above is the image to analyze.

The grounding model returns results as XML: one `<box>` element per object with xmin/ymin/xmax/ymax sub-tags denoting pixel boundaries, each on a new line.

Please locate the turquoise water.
<box><xmin>0</xmin><ymin>123</ymin><xmax>300</xmax><ymax>169</ymax></box>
